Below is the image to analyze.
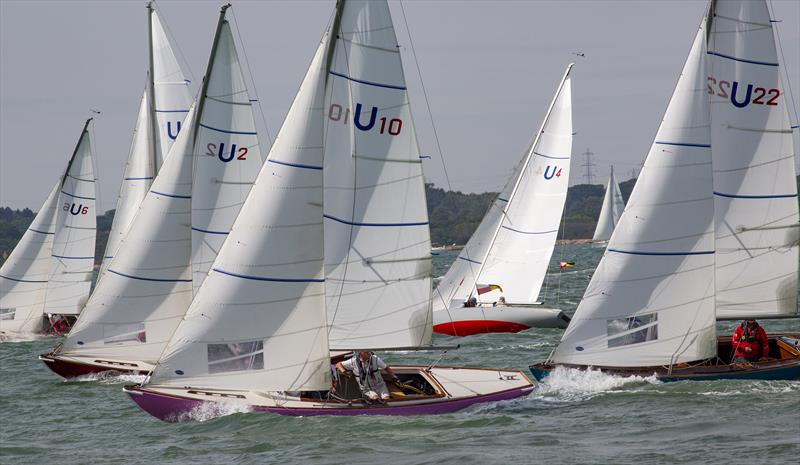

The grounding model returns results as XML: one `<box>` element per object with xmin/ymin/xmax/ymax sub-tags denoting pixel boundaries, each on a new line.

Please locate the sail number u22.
<box><xmin>707</xmin><ymin>77</ymin><xmax>780</xmax><ymax>108</ymax></box>
<box><xmin>328</xmin><ymin>103</ymin><xmax>403</xmax><ymax>136</ymax></box>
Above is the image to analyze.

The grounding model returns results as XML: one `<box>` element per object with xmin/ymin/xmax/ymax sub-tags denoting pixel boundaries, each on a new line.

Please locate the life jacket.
<box><xmin>738</xmin><ymin>322</ymin><xmax>759</xmax><ymax>343</ymax></box>
<box><xmin>352</xmin><ymin>354</ymin><xmax>381</xmax><ymax>390</ymax></box>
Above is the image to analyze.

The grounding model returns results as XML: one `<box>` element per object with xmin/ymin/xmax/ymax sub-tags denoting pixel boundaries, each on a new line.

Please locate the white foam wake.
<box><xmin>71</xmin><ymin>372</ymin><xmax>148</xmax><ymax>385</ymax></box>
<box><xmin>533</xmin><ymin>365</ymin><xmax>660</xmax><ymax>402</ymax></box>
<box><xmin>175</xmin><ymin>400</ymin><xmax>253</xmax><ymax>422</ymax></box>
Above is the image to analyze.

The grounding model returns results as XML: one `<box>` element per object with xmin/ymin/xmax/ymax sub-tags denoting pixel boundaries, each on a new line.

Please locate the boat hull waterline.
<box><xmin>124</xmin><ymin>366</ymin><xmax>535</xmax><ymax>421</ymax></box>
<box><xmin>433</xmin><ymin>305</ymin><xmax>570</xmax><ymax>336</ymax></box>
<box><xmin>39</xmin><ymin>352</ymin><xmax>153</xmax><ymax>379</ymax></box>
<box><xmin>529</xmin><ymin>335</ymin><xmax>800</xmax><ymax>382</ymax></box>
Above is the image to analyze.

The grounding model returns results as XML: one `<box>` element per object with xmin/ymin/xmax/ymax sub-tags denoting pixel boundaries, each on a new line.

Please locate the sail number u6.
<box><xmin>707</xmin><ymin>77</ymin><xmax>780</xmax><ymax>108</ymax></box>
<box><xmin>328</xmin><ymin>103</ymin><xmax>403</xmax><ymax>136</ymax></box>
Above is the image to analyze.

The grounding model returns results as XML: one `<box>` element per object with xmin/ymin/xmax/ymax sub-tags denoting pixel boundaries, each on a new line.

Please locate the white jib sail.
<box><xmin>45</xmin><ymin>123</ymin><xmax>97</xmax><ymax>316</ymax></box>
<box><xmin>0</xmin><ymin>183</ymin><xmax>60</xmax><ymax>334</ymax></box>
<box><xmin>62</xmin><ymin>107</ymin><xmax>197</xmax><ymax>361</ymax></box>
<box><xmin>324</xmin><ymin>0</ymin><xmax>433</xmax><ymax>350</ymax></box>
<box><xmin>99</xmin><ymin>95</ymin><xmax>153</xmax><ymax>277</ymax></box>
<box><xmin>553</xmin><ymin>22</ymin><xmax>717</xmax><ymax>367</ymax></box>
<box><xmin>151</xmin><ymin>9</ymin><xmax>193</xmax><ymax>169</ymax></box>
<box><xmin>100</xmin><ymin>7</ymin><xmax>193</xmax><ymax>277</ymax></box>
<box><xmin>708</xmin><ymin>0</ymin><xmax>799</xmax><ymax>319</ymax></box>
<box><xmin>190</xmin><ymin>19</ymin><xmax>264</xmax><ymax>294</ymax></box>
<box><xmin>592</xmin><ymin>166</ymin><xmax>625</xmax><ymax>242</ymax></box>
<box><xmin>432</xmin><ymin>168</ymin><xmax>518</xmax><ymax>312</ymax></box>
<box><xmin>150</xmin><ymin>36</ymin><xmax>331</xmax><ymax>392</ymax></box>
<box><xmin>476</xmin><ymin>68</ymin><xmax>573</xmax><ymax>305</ymax></box>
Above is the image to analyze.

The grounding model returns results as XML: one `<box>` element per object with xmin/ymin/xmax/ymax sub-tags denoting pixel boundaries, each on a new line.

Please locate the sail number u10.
<box><xmin>328</xmin><ymin>103</ymin><xmax>403</xmax><ymax>136</ymax></box>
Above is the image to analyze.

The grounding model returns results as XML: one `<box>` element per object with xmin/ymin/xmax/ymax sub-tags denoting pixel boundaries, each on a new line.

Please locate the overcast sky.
<box><xmin>1</xmin><ymin>0</ymin><xmax>798</xmax><ymax>212</ymax></box>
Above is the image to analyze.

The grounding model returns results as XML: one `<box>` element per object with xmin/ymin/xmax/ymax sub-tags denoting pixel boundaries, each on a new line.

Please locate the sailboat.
<box><xmin>99</xmin><ymin>2</ymin><xmax>193</xmax><ymax>279</ymax></box>
<box><xmin>0</xmin><ymin>119</ymin><xmax>97</xmax><ymax>338</ymax></box>
<box><xmin>591</xmin><ymin>165</ymin><xmax>624</xmax><ymax>243</ymax></box>
<box><xmin>40</xmin><ymin>4</ymin><xmax>265</xmax><ymax>378</ymax></box>
<box><xmin>124</xmin><ymin>0</ymin><xmax>533</xmax><ymax>421</ymax></box>
<box><xmin>431</xmin><ymin>65</ymin><xmax>574</xmax><ymax>336</ymax></box>
<box><xmin>530</xmin><ymin>0</ymin><xmax>800</xmax><ymax>382</ymax></box>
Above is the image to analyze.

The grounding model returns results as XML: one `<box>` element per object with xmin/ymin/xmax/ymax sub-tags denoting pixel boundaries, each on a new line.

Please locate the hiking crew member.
<box><xmin>336</xmin><ymin>351</ymin><xmax>398</xmax><ymax>401</ymax></box>
<box><xmin>732</xmin><ymin>319</ymin><xmax>769</xmax><ymax>363</ymax></box>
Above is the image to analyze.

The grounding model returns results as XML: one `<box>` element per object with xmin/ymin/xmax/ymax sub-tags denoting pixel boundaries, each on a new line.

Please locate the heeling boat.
<box><xmin>530</xmin><ymin>0</ymin><xmax>800</xmax><ymax>382</ymax></box>
<box><xmin>40</xmin><ymin>5</ymin><xmax>265</xmax><ymax>378</ymax></box>
<box><xmin>125</xmin><ymin>0</ymin><xmax>533</xmax><ymax>421</ymax></box>
<box><xmin>431</xmin><ymin>65</ymin><xmax>574</xmax><ymax>336</ymax></box>
<box><xmin>98</xmin><ymin>2</ymin><xmax>193</xmax><ymax>279</ymax></box>
<box><xmin>591</xmin><ymin>165</ymin><xmax>625</xmax><ymax>243</ymax></box>
<box><xmin>0</xmin><ymin>120</ymin><xmax>96</xmax><ymax>339</ymax></box>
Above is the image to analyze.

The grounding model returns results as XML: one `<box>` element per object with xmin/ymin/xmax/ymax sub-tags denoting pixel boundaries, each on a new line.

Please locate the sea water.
<box><xmin>1</xmin><ymin>244</ymin><xmax>798</xmax><ymax>464</ymax></box>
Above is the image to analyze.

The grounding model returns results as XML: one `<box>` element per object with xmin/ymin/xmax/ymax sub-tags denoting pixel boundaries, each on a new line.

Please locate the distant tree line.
<box><xmin>1</xmin><ymin>175</ymin><xmax>798</xmax><ymax>265</ymax></box>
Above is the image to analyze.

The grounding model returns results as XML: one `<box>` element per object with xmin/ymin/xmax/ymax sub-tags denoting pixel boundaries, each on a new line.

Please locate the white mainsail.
<box><xmin>61</xmin><ymin>6</ymin><xmax>263</xmax><ymax>363</ymax></box>
<box><xmin>0</xmin><ymin>184</ymin><xmax>60</xmax><ymax>334</ymax></box>
<box><xmin>190</xmin><ymin>19</ymin><xmax>264</xmax><ymax>293</ymax></box>
<box><xmin>62</xmin><ymin>106</ymin><xmax>197</xmax><ymax>361</ymax></box>
<box><xmin>553</xmin><ymin>21</ymin><xmax>717</xmax><ymax>367</ymax></box>
<box><xmin>44</xmin><ymin>122</ymin><xmax>97</xmax><ymax>317</ymax></box>
<box><xmin>150</xmin><ymin>36</ymin><xmax>331</xmax><ymax>392</ymax></box>
<box><xmin>151</xmin><ymin>7</ymin><xmax>193</xmax><ymax>169</ymax></box>
<box><xmin>708</xmin><ymin>0</ymin><xmax>799</xmax><ymax>319</ymax></box>
<box><xmin>324</xmin><ymin>0</ymin><xmax>433</xmax><ymax>349</ymax></box>
<box><xmin>99</xmin><ymin>6</ymin><xmax>193</xmax><ymax>277</ymax></box>
<box><xmin>433</xmin><ymin>65</ymin><xmax>574</xmax><ymax>310</ymax></box>
<box><xmin>592</xmin><ymin>166</ymin><xmax>625</xmax><ymax>242</ymax></box>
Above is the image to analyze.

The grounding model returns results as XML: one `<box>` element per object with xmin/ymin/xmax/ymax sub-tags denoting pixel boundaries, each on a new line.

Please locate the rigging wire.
<box><xmin>229</xmin><ymin>7</ymin><xmax>274</xmax><ymax>148</ymax></box>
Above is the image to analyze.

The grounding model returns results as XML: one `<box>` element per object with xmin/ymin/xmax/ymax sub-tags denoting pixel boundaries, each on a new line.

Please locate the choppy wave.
<box><xmin>0</xmin><ymin>332</ymin><xmax>53</xmax><ymax>343</ymax></box>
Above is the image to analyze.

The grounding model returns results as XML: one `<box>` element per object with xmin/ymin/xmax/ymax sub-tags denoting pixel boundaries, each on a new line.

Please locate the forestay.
<box><xmin>150</xmin><ymin>37</ymin><xmax>331</xmax><ymax>392</ymax></box>
<box><xmin>100</xmin><ymin>7</ymin><xmax>193</xmax><ymax>277</ymax></box>
<box><xmin>191</xmin><ymin>20</ymin><xmax>264</xmax><ymax>293</ymax></box>
<box><xmin>592</xmin><ymin>166</ymin><xmax>625</xmax><ymax>242</ymax></box>
<box><xmin>62</xmin><ymin>107</ymin><xmax>197</xmax><ymax>361</ymax></box>
<box><xmin>0</xmin><ymin>184</ymin><xmax>59</xmax><ymax>334</ymax></box>
<box><xmin>708</xmin><ymin>0</ymin><xmax>799</xmax><ymax>319</ymax></box>
<box><xmin>476</xmin><ymin>69</ymin><xmax>573</xmax><ymax>305</ymax></box>
<box><xmin>554</xmin><ymin>23</ymin><xmax>717</xmax><ymax>367</ymax></box>
<box><xmin>45</xmin><ymin>124</ymin><xmax>97</xmax><ymax>317</ymax></box>
<box><xmin>324</xmin><ymin>0</ymin><xmax>433</xmax><ymax>349</ymax></box>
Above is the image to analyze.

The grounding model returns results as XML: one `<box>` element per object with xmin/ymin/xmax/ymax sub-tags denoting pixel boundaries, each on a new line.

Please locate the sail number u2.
<box><xmin>707</xmin><ymin>77</ymin><xmax>780</xmax><ymax>108</ymax></box>
<box><xmin>328</xmin><ymin>103</ymin><xmax>403</xmax><ymax>136</ymax></box>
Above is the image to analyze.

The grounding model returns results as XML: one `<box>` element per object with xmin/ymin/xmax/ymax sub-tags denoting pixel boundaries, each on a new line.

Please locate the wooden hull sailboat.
<box><xmin>125</xmin><ymin>0</ymin><xmax>535</xmax><ymax>421</ymax></box>
<box><xmin>124</xmin><ymin>366</ymin><xmax>533</xmax><ymax>420</ymax></box>
<box><xmin>40</xmin><ymin>4</ymin><xmax>263</xmax><ymax>379</ymax></box>
<box><xmin>530</xmin><ymin>334</ymin><xmax>800</xmax><ymax>382</ymax></box>
<box><xmin>528</xmin><ymin>0</ymin><xmax>799</xmax><ymax>381</ymax></box>
<box><xmin>432</xmin><ymin>64</ymin><xmax>576</xmax><ymax>336</ymax></box>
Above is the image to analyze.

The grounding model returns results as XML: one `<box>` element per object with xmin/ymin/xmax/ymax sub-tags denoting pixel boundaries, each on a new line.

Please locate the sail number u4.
<box><xmin>328</xmin><ymin>103</ymin><xmax>403</xmax><ymax>136</ymax></box>
<box><xmin>707</xmin><ymin>77</ymin><xmax>780</xmax><ymax>108</ymax></box>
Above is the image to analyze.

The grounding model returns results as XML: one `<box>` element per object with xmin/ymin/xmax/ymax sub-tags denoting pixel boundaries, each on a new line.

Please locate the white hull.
<box><xmin>433</xmin><ymin>304</ymin><xmax>570</xmax><ymax>336</ymax></box>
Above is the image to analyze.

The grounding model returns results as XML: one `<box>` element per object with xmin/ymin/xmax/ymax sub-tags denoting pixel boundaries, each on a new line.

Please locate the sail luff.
<box><xmin>553</xmin><ymin>20</ymin><xmax>717</xmax><ymax>367</ymax></box>
<box><xmin>708</xmin><ymin>0</ymin><xmax>799</xmax><ymax>319</ymax></box>
<box><xmin>146</xmin><ymin>2</ymin><xmax>159</xmax><ymax>177</ymax></box>
<box><xmin>149</xmin><ymin>34</ymin><xmax>332</xmax><ymax>392</ymax></box>
<box><xmin>467</xmin><ymin>64</ymin><xmax>575</xmax><ymax>302</ymax></box>
<box><xmin>323</xmin><ymin>0</ymin><xmax>433</xmax><ymax>350</ymax></box>
<box><xmin>45</xmin><ymin>120</ymin><xmax>97</xmax><ymax>317</ymax></box>
<box><xmin>0</xmin><ymin>183</ymin><xmax>60</xmax><ymax>334</ymax></box>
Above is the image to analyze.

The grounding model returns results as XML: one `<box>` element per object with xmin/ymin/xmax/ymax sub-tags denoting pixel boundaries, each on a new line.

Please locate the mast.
<box><xmin>146</xmin><ymin>2</ymin><xmax>159</xmax><ymax>177</ymax></box>
<box><xmin>467</xmin><ymin>63</ymin><xmax>574</xmax><ymax>301</ymax></box>
<box><xmin>61</xmin><ymin>118</ymin><xmax>93</xmax><ymax>188</ymax></box>
<box><xmin>192</xmin><ymin>3</ymin><xmax>230</xmax><ymax>148</ymax></box>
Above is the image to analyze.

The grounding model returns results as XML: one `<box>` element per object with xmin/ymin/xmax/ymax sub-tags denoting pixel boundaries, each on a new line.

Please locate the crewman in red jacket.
<box><xmin>732</xmin><ymin>319</ymin><xmax>769</xmax><ymax>363</ymax></box>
